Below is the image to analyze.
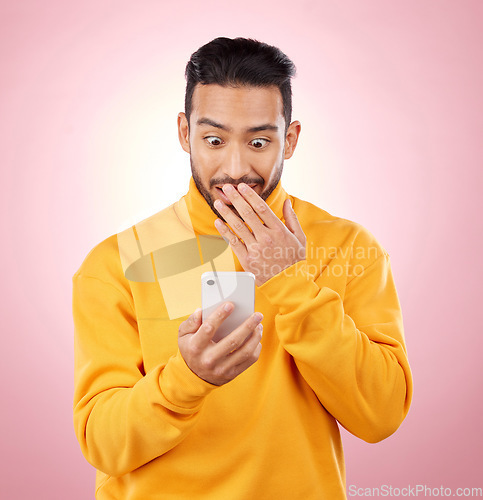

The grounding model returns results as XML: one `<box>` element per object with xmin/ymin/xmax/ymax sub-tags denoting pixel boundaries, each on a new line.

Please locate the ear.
<box><xmin>177</xmin><ymin>112</ymin><xmax>191</xmax><ymax>154</ymax></box>
<box><xmin>284</xmin><ymin>120</ymin><xmax>301</xmax><ymax>160</ymax></box>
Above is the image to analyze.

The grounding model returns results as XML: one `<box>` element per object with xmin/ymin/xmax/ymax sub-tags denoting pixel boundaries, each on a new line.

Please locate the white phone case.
<box><xmin>201</xmin><ymin>271</ymin><xmax>255</xmax><ymax>342</ymax></box>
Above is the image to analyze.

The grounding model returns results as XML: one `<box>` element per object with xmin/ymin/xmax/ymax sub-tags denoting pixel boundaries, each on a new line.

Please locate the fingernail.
<box><xmin>224</xmin><ymin>302</ymin><xmax>234</xmax><ymax>312</ymax></box>
<box><xmin>254</xmin><ymin>312</ymin><xmax>263</xmax><ymax>321</ymax></box>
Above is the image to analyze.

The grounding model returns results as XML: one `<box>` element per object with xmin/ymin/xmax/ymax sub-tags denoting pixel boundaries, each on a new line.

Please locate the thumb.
<box><xmin>178</xmin><ymin>308</ymin><xmax>202</xmax><ymax>338</ymax></box>
<box><xmin>283</xmin><ymin>199</ymin><xmax>305</xmax><ymax>242</ymax></box>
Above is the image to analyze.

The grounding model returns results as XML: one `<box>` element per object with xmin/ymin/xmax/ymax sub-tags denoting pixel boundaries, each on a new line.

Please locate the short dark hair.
<box><xmin>184</xmin><ymin>37</ymin><xmax>296</xmax><ymax>133</ymax></box>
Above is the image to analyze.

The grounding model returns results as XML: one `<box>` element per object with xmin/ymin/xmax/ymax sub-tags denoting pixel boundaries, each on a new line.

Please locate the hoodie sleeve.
<box><xmin>72</xmin><ymin>273</ymin><xmax>217</xmax><ymax>477</ymax></box>
<box><xmin>257</xmin><ymin>247</ymin><xmax>413</xmax><ymax>444</ymax></box>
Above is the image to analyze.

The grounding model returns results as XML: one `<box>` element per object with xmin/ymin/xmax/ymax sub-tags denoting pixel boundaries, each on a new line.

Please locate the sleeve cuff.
<box><xmin>257</xmin><ymin>259</ymin><xmax>320</xmax><ymax>313</ymax></box>
<box><xmin>158</xmin><ymin>350</ymin><xmax>218</xmax><ymax>412</ymax></box>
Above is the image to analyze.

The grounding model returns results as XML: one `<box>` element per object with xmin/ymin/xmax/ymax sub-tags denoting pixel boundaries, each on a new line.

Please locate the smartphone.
<box><xmin>201</xmin><ymin>271</ymin><xmax>255</xmax><ymax>342</ymax></box>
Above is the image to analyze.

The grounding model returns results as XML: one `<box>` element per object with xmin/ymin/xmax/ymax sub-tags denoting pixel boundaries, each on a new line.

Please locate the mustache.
<box><xmin>209</xmin><ymin>177</ymin><xmax>264</xmax><ymax>189</ymax></box>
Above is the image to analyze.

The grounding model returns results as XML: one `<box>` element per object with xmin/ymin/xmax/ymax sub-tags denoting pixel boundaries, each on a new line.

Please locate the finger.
<box><xmin>213</xmin><ymin>312</ymin><xmax>263</xmax><ymax>357</ymax></box>
<box><xmin>178</xmin><ymin>308</ymin><xmax>202</xmax><ymax>337</ymax></box>
<box><xmin>221</xmin><ymin>184</ymin><xmax>266</xmax><ymax>234</ymax></box>
<box><xmin>215</xmin><ymin>330</ymin><xmax>262</xmax><ymax>380</ymax></box>
<box><xmin>228</xmin><ymin>323</ymin><xmax>263</xmax><ymax>367</ymax></box>
<box><xmin>214</xmin><ymin>197</ymin><xmax>256</xmax><ymax>245</ymax></box>
<box><xmin>214</xmin><ymin>218</ymin><xmax>248</xmax><ymax>261</ymax></box>
<box><xmin>282</xmin><ymin>198</ymin><xmax>305</xmax><ymax>243</ymax></box>
<box><xmin>191</xmin><ymin>302</ymin><xmax>234</xmax><ymax>349</ymax></box>
<box><xmin>236</xmin><ymin>183</ymin><xmax>282</xmax><ymax>229</ymax></box>
<box><xmin>233</xmin><ymin>339</ymin><xmax>262</xmax><ymax>373</ymax></box>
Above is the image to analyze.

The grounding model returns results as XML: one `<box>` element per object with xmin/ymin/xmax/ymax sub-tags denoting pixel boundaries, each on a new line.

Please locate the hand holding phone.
<box><xmin>177</xmin><ymin>294</ymin><xmax>263</xmax><ymax>386</ymax></box>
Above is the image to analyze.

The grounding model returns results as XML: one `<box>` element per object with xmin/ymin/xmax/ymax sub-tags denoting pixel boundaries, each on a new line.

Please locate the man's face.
<box><xmin>178</xmin><ymin>84</ymin><xmax>300</xmax><ymax>219</ymax></box>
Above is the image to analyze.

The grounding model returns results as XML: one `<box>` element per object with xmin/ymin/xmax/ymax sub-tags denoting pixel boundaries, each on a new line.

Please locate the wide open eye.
<box><xmin>205</xmin><ymin>136</ymin><xmax>224</xmax><ymax>147</ymax></box>
<box><xmin>249</xmin><ymin>138</ymin><xmax>270</xmax><ymax>149</ymax></box>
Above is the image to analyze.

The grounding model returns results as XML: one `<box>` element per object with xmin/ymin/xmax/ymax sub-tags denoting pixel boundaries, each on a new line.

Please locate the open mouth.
<box><xmin>215</xmin><ymin>186</ymin><xmax>232</xmax><ymax>205</ymax></box>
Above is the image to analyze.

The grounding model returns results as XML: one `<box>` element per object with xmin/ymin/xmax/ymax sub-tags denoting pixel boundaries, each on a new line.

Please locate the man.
<box><xmin>73</xmin><ymin>37</ymin><xmax>412</xmax><ymax>499</ymax></box>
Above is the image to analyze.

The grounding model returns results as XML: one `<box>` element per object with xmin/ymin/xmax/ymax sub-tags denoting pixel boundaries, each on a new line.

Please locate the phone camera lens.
<box><xmin>207</xmin><ymin>279</ymin><xmax>215</xmax><ymax>286</ymax></box>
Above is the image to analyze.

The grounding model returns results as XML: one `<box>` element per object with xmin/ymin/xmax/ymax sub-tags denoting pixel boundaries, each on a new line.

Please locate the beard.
<box><xmin>190</xmin><ymin>156</ymin><xmax>284</xmax><ymax>220</ymax></box>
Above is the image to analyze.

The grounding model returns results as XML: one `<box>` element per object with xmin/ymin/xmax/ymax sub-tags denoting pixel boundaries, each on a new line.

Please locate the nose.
<box><xmin>222</xmin><ymin>143</ymin><xmax>251</xmax><ymax>180</ymax></box>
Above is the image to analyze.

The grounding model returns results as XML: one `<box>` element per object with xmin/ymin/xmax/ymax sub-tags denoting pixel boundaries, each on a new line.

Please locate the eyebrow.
<box><xmin>196</xmin><ymin>117</ymin><xmax>279</xmax><ymax>133</ymax></box>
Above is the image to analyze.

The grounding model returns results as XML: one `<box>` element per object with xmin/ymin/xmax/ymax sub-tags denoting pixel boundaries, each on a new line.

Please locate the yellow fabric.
<box><xmin>72</xmin><ymin>177</ymin><xmax>412</xmax><ymax>499</ymax></box>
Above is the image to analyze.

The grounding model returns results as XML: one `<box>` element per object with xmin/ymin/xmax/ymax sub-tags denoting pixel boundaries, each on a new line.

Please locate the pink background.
<box><xmin>1</xmin><ymin>0</ymin><xmax>482</xmax><ymax>497</ymax></box>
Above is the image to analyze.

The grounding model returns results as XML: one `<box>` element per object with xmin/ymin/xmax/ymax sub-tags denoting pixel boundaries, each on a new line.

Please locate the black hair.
<box><xmin>184</xmin><ymin>37</ymin><xmax>296</xmax><ymax>133</ymax></box>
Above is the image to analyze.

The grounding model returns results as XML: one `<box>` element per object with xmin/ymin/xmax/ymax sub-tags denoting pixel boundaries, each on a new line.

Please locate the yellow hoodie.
<box><xmin>72</xmin><ymin>177</ymin><xmax>412</xmax><ymax>499</ymax></box>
